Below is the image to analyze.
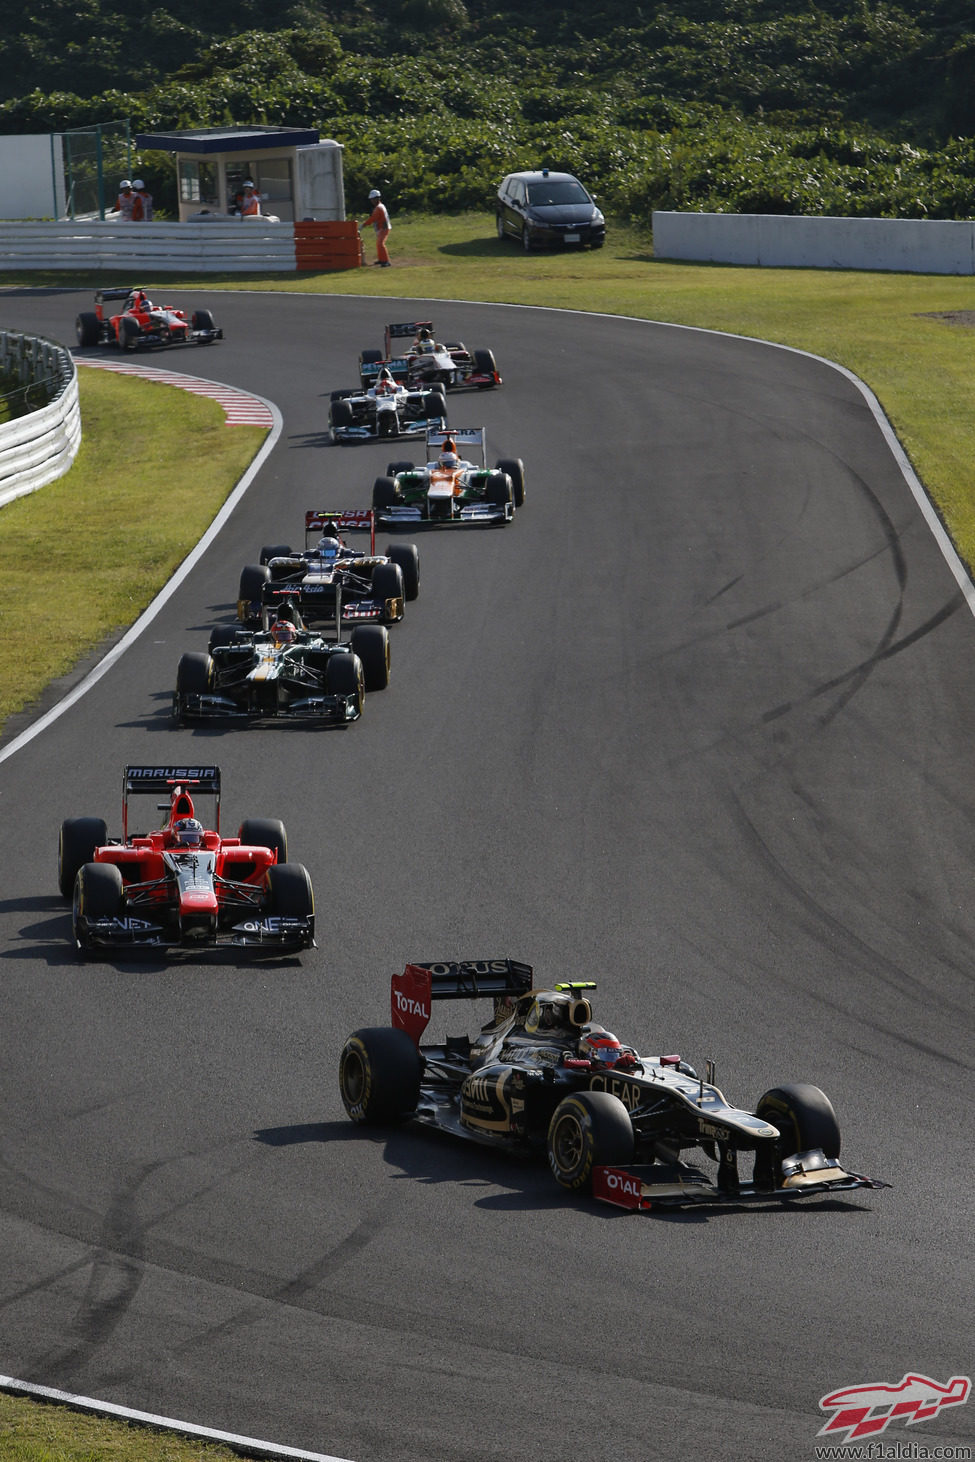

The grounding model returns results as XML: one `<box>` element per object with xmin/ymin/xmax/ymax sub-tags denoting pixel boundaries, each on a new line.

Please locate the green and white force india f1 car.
<box><xmin>339</xmin><ymin>961</ymin><xmax>889</xmax><ymax>1209</ymax></box>
<box><xmin>372</xmin><ymin>429</ymin><xmax>525</xmax><ymax>528</ymax></box>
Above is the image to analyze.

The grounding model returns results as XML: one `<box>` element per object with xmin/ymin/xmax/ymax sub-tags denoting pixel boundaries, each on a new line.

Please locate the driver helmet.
<box><xmin>316</xmin><ymin>534</ymin><xmax>342</xmax><ymax>558</ymax></box>
<box><xmin>439</xmin><ymin>451</ymin><xmax>459</xmax><ymax>467</ymax></box>
<box><xmin>271</xmin><ymin>619</ymin><xmax>297</xmax><ymax>645</ymax></box>
<box><xmin>578</xmin><ymin>1026</ymin><xmax>625</xmax><ymax>1067</ymax></box>
<box><xmin>375</xmin><ymin>369</ymin><xmax>396</xmax><ymax>395</ymax></box>
<box><xmin>174</xmin><ymin>817</ymin><xmax>204</xmax><ymax>847</ymax></box>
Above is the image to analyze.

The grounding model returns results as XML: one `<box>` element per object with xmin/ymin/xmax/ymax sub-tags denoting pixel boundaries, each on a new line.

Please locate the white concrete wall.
<box><xmin>295</xmin><ymin>141</ymin><xmax>346</xmax><ymax>221</ymax></box>
<box><xmin>652</xmin><ymin>211</ymin><xmax>975</xmax><ymax>274</ymax></box>
<box><xmin>0</xmin><ymin>220</ymin><xmax>297</xmax><ymax>272</ymax></box>
<box><xmin>0</xmin><ymin>332</ymin><xmax>81</xmax><ymax>508</ymax></box>
<box><xmin>0</xmin><ymin>135</ymin><xmax>65</xmax><ymax>219</ymax></box>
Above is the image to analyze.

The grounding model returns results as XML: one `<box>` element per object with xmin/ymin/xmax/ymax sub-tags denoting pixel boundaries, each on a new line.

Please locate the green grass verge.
<box><xmin>0</xmin><ymin>369</ymin><xmax>265</xmax><ymax>732</ymax></box>
<box><xmin>0</xmin><ymin>1390</ymin><xmax>243</xmax><ymax>1459</ymax></box>
<box><xmin>2</xmin><ymin>211</ymin><xmax>974</xmax><ymax>1455</ymax></box>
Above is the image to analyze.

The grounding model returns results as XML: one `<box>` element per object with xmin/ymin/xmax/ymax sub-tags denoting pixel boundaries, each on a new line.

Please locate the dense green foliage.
<box><xmin>2</xmin><ymin>0</ymin><xmax>974</xmax><ymax>220</ymax></box>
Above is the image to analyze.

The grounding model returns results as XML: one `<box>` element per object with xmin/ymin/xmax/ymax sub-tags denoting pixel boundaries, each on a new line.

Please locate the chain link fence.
<box><xmin>61</xmin><ymin>120</ymin><xmax>132</xmax><ymax>220</ymax></box>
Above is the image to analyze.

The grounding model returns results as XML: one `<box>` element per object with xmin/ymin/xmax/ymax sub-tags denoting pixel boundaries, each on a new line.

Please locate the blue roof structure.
<box><xmin>135</xmin><ymin>126</ymin><xmax>320</xmax><ymax>154</ymax></box>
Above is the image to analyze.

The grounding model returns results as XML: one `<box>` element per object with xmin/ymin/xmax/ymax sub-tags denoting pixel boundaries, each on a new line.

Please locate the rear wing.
<box><xmin>122</xmin><ymin>764</ymin><xmax>221</xmax><ymax>838</ymax></box>
<box><xmin>426</xmin><ymin>426</ymin><xmax>486</xmax><ymax>465</ymax></box>
<box><xmin>385</xmin><ymin>320</ymin><xmax>433</xmax><ymax>353</ymax></box>
<box><xmin>96</xmin><ymin>287</ymin><xmax>136</xmax><ymax>303</ymax></box>
<box><xmin>361</xmin><ymin>356</ymin><xmax>410</xmax><ymax>385</ymax></box>
<box><xmin>392</xmin><ymin>959</ymin><xmax>534</xmax><ymax>1044</ymax></box>
<box><xmin>305</xmin><ymin>509</ymin><xmax>375</xmax><ymax>552</ymax></box>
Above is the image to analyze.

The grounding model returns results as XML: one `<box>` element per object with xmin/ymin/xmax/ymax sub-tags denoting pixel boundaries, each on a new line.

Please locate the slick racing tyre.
<box><xmin>72</xmin><ymin>862</ymin><xmax>124</xmax><ymax>955</ymax></box>
<box><xmin>238</xmin><ymin>818</ymin><xmax>288</xmax><ymax>864</ymax></box>
<box><xmin>118</xmin><ymin>315</ymin><xmax>141</xmax><ymax>351</ymax></box>
<box><xmin>386</xmin><ymin>461</ymin><xmax>414</xmax><ymax>476</ymax></box>
<box><xmin>350</xmin><ymin>625</ymin><xmax>390</xmax><ymax>691</ymax></box>
<box><xmin>75</xmin><ymin>312</ymin><xmax>100</xmax><ymax>347</ymax></box>
<box><xmin>756</xmin><ymin>1083</ymin><xmax>841</xmax><ymax>1172</ymax></box>
<box><xmin>266</xmin><ymin>863</ymin><xmax>315</xmax><ymax>923</ymax></box>
<box><xmin>339</xmin><ymin>1027</ymin><xmax>422</xmax><ymax>1124</ymax></box>
<box><xmin>174</xmin><ymin>652</ymin><xmax>212</xmax><ymax>721</ymax></box>
<box><xmin>496</xmin><ymin>457</ymin><xmax>525</xmax><ymax>507</ymax></box>
<box><xmin>547</xmin><ymin>1091</ymin><xmax>634</xmax><ymax>1193</ymax></box>
<box><xmin>259</xmin><ymin>544</ymin><xmax>292</xmax><ymax>566</ymax></box>
<box><xmin>326</xmin><ymin>650</ymin><xmax>366</xmax><ymax>712</ymax></box>
<box><xmin>385</xmin><ymin>543</ymin><xmax>420</xmax><ymax>600</ymax></box>
<box><xmin>485</xmin><ymin>470</ymin><xmax>513</xmax><ymax>511</ymax></box>
<box><xmin>191</xmin><ymin>308</ymin><xmax>216</xmax><ymax>335</ymax></box>
<box><xmin>473</xmin><ymin>348</ymin><xmax>498</xmax><ymax>385</ymax></box>
<box><xmin>58</xmin><ymin>816</ymin><xmax>108</xmax><ymax>900</ymax></box>
<box><xmin>373</xmin><ymin>475</ymin><xmax>401</xmax><ymax>511</ymax></box>
<box><xmin>330</xmin><ymin>399</ymin><xmax>354</xmax><ymax>431</ymax></box>
<box><xmin>370</xmin><ymin>561</ymin><xmax>405</xmax><ymax>619</ymax></box>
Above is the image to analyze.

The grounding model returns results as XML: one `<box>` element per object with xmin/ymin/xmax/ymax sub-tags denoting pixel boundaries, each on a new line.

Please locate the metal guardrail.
<box><xmin>0</xmin><ymin>220</ymin><xmax>298</xmax><ymax>273</ymax></box>
<box><xmin>0</xmin><ymin>331</ymin><xmax>81</xmax><ymax>508</ymax></box>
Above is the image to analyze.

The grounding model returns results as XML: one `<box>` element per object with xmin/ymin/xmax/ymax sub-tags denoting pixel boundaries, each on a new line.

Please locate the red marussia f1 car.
<box><xmin>75</xmin><ymin>287</ymin><xmax>223</xmax><ymax>350</ymax></box>
<box><xmin>339</xmin><ymin>961</ymin><xmax>889</xmax><ymax>1209</ymax></box>
<box><xmin>58</xmin><ymin>766</ymin><xmax>314</xmax><ymax>957</ymax></box>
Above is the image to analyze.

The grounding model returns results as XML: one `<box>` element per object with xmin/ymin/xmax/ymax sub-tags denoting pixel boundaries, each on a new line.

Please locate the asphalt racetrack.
<box><xmin>0</xmin><ymin>289</ymin><xmax>972</xmax><ymax>1462</ymax></box>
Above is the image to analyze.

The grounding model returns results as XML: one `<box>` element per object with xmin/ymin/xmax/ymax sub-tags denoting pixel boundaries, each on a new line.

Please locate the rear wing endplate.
<box><xmin>392</xmin><ymin>959</ymin><xmax>534</xmax><ymax>1044</ymax></box>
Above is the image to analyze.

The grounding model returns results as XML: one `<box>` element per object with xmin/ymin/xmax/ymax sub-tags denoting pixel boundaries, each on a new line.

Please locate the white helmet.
<box><xmin>132</xmin><ymin>179</ymin><xmax>145</xmax><ymax>189</ymax></box>
<box><xmin>119</xmin><ymin>179</ymin><xmax>132</xmax><ymax>189</ymax></box>
<box><xmin>368</xmin><ymin>189</ymin><xmax>381</xmax><ymax>200</ymax></box>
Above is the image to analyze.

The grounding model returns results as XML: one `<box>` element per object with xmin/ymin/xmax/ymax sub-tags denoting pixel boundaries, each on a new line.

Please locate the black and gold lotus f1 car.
<box><xmin>339</xmin><ymin>961</ymin><xmax>889</xmax><ymax>1209</ymax></box>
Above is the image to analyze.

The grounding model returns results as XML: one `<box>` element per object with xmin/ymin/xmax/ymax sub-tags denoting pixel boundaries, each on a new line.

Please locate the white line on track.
<box><xmin>0</xmin><ymin>369</ymin><xmax>282</xmax><ymax>768</ymax></box>
<box><xmin>0</xmin><ymin>1375</ymin><xmax>354</xmax><ymax>1462</ymax></box>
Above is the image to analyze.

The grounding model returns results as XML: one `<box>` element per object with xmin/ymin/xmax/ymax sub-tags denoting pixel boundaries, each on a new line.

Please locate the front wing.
<box><xmin>173</xmin><ymin>689</ymin><xmax>360</xmax><ymax>724</ymax></box>
<box><xmin>593</xmin><ymin>1155</ymin><xmax>890</xmax><ymax>1210</ymax></box>
<box><xmin>75</xmin><ymin>912</ymin><xmax>314</xmax><ymax>953</ymax></box>
<box><xmin>375</xmin><ymin>501</ymin><xmax>512</xmax><ymax>529</ymax></box>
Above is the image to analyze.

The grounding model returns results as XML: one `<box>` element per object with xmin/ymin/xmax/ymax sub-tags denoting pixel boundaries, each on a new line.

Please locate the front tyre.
<box><xmin>339</xmin><ymin>1027</ymin><xmax>422</xmax><ymax>1124</ymax></box>
<box><xmin>756</xmin><ymin>1083</ymin><xmax>841</xmax><ymax>1165</ymax></box>
<box><xmin>547</xmin><ymin>1090</ymin><xmax>634</xmax><ymax>1193</ymax></box>
<box><xmin>72</xmin><ymin>862</ymin><xmax>124</xmax><ymax>955</ymax></box>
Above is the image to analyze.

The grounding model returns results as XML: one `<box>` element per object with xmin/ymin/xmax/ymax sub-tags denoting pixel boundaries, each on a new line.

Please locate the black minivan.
<box><xmin>495</xmin><ymin>169</ymin><xmax>606</xmax><ymax>251</ymax></box>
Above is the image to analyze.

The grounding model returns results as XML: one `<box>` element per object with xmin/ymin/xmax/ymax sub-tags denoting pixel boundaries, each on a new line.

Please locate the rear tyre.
<box><xmin>350</xmin><ymin>624</ymin><xmax>390</xmax><ymax>691</ymax></box>
<box><xmin>259</xmin><ymin>544</ymin><xmax>292</xmax><ymax>566</ymax></box>
<box><xmin>756</xmin><ymin>1083</ymin><xmax>841</xmax><ymax>1163</ymax></box>
<box><xmin>339</xmin><ymin>1026</ymin><xmax>422</xmax><ymax>1123</ymax></box>
<box><xmin>547</xmin><ymin>1091</ymin><xmax>635</xmax><ymax>1193</ymax></box>
<box><xmin>326</xmin><ymin>651</ymin><xmax>365</xmax><ymax>712</ymax></box>
<box><xmin>386</xmin><ymin>461</ymin><xmax>414</xmax><ymax>476</ymax></box>
<box><xmin>496</xmin><ymin>457</ymin><xmax>525</xmax><ymax>508</ymax></box>
<box><xmin>72</xmin><ymin>862</ymin><xmax>124</xmax><ymax>954</ymax></box>
<box><xmin>208</xmin><ymin>626</ymin><xmax>239</xmax><ymax>651</ymax></box>
<box><xmin>58</xmin><ymin>816</ymin><xmax>108</xmax><ymax>900</ymax></box>
<box><xmin>385</xmin><ymin>543</ymin><xmax>420</xmax><ymax>600</ymax></box>
<box><xmin>238</xmin><ymin>817</ymin><xmax>288</xmax><ymax>864</ymax></box>
<box><xmin>75</xmin><ymin>312</ymin><xmax>100</xmax><ymax>347</ymax></box>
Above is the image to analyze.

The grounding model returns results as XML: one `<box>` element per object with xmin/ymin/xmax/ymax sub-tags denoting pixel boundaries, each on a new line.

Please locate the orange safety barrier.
<box><xmin>293</xmin><ymin>220</ymin><xmax>364</xmax><ymax>271</ymax></box>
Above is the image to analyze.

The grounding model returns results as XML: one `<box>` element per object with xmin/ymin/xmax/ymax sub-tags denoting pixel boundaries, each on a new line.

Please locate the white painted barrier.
<box><xmin>0</xmin><ymin>220</ymin><xmax>297</xmax><ymax>273</ymax></box>
<box><xmin>652</xmin><ymin>211</ymin><xmax>975</xmax><ymax>274</ymax></box>
<box><xmin>0</xmin><ymin>332</ymin><xmax>81</xmax><ymax>508</ymax></box>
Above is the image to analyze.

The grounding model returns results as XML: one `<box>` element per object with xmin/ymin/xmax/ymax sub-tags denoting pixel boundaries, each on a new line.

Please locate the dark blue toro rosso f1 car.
<box><xmin>339</xmin><ymin>960</ymin><xmax>889</xmax><ymax>1209</ymax></box>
